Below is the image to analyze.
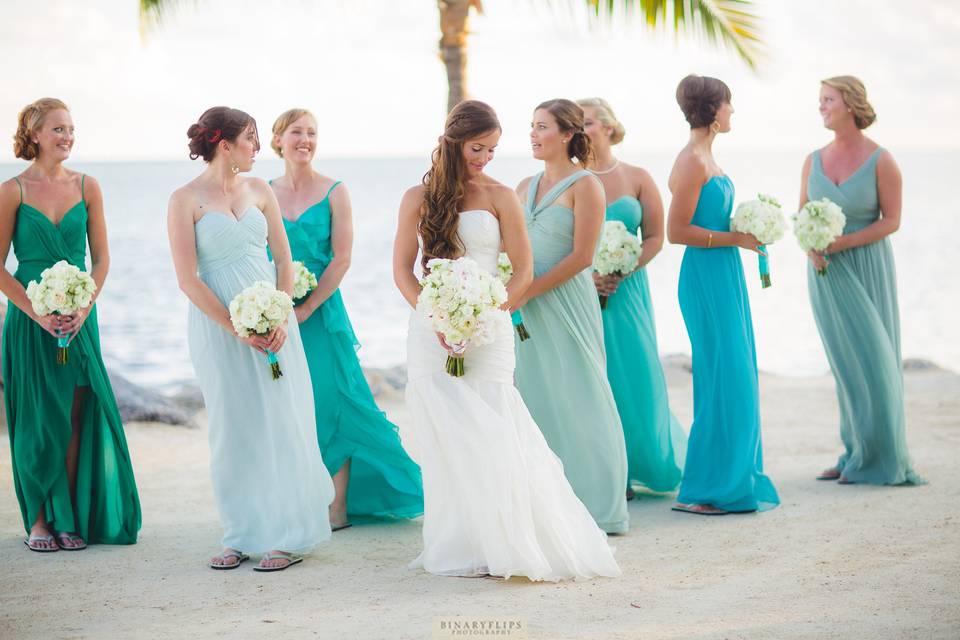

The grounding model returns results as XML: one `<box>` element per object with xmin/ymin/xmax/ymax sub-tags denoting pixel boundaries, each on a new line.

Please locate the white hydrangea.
<box><xmin>594</xmin><ymin>221</ymin><xmax>642</xmax><ymax>276</ymax></box>
<box><xmin>792</xmin><ymin>197</ymin><xmax>846</xmax><ymax>252</ymax></box>
<box><xmin>228</xmin><ymin>280</ymin><xmax>294</xmax><ymax>337</ymax></box>
<box><xmin>26</xmin><ymin>260</ymin><xmax>98</xmax><ymax>317</ymax></box>
<box><xmin>292</xmin><ymin>261</ymin><xmax>318</xmax><ymax>301</ymax></box>
<box><xmin>731</xmin><ymin>193</ymin><xmax>787</xmax><ymax>245</ymax></box>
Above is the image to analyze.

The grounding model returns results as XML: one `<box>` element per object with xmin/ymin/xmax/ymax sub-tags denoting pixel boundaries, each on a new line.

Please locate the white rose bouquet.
<box><xmin>496</xmin><ymin>252</ymin><xmax>530</xmax><ymax>341</ymax></box>
<box><xmin>228</xmin><ymin>281</ymin><xmax>294</xmax><ymax>379</ymax></box>
<box><xmin>26</xmin><ymin>260</ymin><xmax>97</xmax><ymax>364</ymax></box>
<box><xmin>292</xmin><ymin>261</ymin><xmax>318</xmax><ymax>303</ymax></box>
<box><xmin>593</xmin><ymin>220</ymin><xmax>643</xmax><ymax>309</ymax></box>
<box><xmin>417</xmin><ymin>256</ymin><xmax>508</xmax><ymax>377</ymax></box>
<box><xmin>731</xmin><ymin>193</ymin><xmax>787</xmax><ymax>288</ymax></box>
<box><xmin>792</xmin><ymin>197</ymin><xmax>847</xmax><ymax>276</ymax></box>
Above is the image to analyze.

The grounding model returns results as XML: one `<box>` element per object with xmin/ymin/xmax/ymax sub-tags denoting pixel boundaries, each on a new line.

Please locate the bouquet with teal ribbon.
<box><xmin>731</xmin><ymin>193</ymin><xmax>787</xmax><ymax>288</ymax></box>
<box><xmin>26</xmin><ymin>260</ymin><xmax>97</xmax><ymax>364</ymax></box>
<box><xmin>496</xmin><ymin>252</ymin><xmax>530</xmax><ymax>340</ymax></box>
<box><xmin>792</xmin><ymin>197</ymin><xmax>846</xmax><ymax>276</ymax></box>
<box><xmin>229</xmin><ymin>281</ymin><xmax>294</xmax><ymax>380</ymax></box>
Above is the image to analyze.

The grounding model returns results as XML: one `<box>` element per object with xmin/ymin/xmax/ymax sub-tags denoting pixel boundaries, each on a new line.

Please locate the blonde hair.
<box><xmin>822</xmin><ymin>76</ymin><xmax>876</xmax><ymax>129</ymax></box>
<box><xmin>13</xmin><ymin>98</ymin><xmax>69</xmax><ymax>160</ymax></box>
<box><xmin>271</xmin><ymin>108</ymin><xmax>316</xmax><ymax>156</ymax></box>
<box><xmin>577</xmin><ymin>97</ymin><xmax>625</xmax><ymax>145</ymax></box>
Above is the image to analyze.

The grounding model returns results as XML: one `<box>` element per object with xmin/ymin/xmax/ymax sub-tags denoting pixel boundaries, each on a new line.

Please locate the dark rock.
<box><xmin>108</xmin><ymin>370</ymin><xmax>197</xmax><ymax>427</ymax></box>
<box><xmin>903</xmin><ymin>358</ymin><xmax>943</xmax><ymax>372</ymax></box>
<box><xmin>661</xmin><ymin>353</ymin><xmax>693</xmax><ymax>373</ymax></box>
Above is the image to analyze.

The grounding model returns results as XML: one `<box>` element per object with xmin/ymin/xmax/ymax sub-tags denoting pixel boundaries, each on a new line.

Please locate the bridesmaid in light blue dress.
<box><xmin>667</xmin><ymin>76</ymin><xmax>779</xmax><ymax>515</ymax></box>
<box><xmin>168</xmin><ymin>107</ymin><xmax>334</xmax><ymax>571</ymax></box>
<box><xmin>800</xmin><ymin>76</ymin><xmax>923</xmax><ymax>486</ymax></box>
<box><xmin>579</xmin><ymin>97</ymin><xmax>686</xmax><ymax>495</ymax></box>
<box><xmin>515</xmin><ymin>99</ymin><xmax>629</xmax><ymax>533</ymax></box>
<box><xmin>269</xmin><ymin>109</ymin><xmax>423</xmax><ymax>529</ymax></box>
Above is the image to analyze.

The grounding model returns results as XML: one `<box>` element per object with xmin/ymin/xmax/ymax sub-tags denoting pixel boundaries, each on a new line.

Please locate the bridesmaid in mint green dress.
<box><xmin>668</xmin><ymin>76</ymin><xmax>779</xmax><ymax>515</ymax></box>
<box><xmin>515</xmin><ymin>99</ymin><xmax>628</xmax><ymax>533</ymax></box>
<box><xmin>579</xmin><ymin>98</ymin><xmax>686</xmax><ymax>495</ymax></box>
<box><xmin>2</xmin><ymin>98</ymin><xmax>140</xmax><ymax>551</ymax></box>
<box><xmin>270</xmin><ymin>109</ymin><xmax>423</xmax><ymax>528</ymax></box>
<box><xmin>801</xmin><ymin>76</ymin><xmax>922</xmax><ymax>486</ymax></box>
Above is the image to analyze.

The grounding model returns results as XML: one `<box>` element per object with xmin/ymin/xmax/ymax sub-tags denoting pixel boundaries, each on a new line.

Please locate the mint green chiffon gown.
<box><xmin>807</xmin><ymin>149</ymin><xmax>923</xmax><ymax>485</ymax></box>
<box><xmin>515</xmin><ymin>171</ymin><xmax>629</xmax><ymax>534</ymax></box>
<box><xmin>280</xmin><ymin>182</ymin><xmax>424</xmax><ymax>518</ymax></box>
<box><xmin>603</xmin><ymin>196</ymin><xmax>686</xmax><ymax>493</ymax></box>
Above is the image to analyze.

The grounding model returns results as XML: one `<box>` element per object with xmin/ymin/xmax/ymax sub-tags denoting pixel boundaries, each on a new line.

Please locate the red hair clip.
<box><xmin>207</xmin><ymin>129</ymin><xmax>222</xmax><ymax>144</ymax></box>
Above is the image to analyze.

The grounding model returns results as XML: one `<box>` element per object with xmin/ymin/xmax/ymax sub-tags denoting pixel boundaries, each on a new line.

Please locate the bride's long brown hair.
<box><xmin>420</xmin><ymin>100</ymin><xmax>501</xmax><ymax>269</ymax></box>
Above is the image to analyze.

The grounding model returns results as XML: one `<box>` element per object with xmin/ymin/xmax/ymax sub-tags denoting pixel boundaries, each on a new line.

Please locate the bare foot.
<box><xmin>255</xmin><ymin>550</ymin><xmax>303</xmax><ymax>572</ymax></box>
<box><xmin>816</xmin><ymin>467</ymin><xmax>841</xmax><ymax>481</ymax></box>
<box><xmin>329</xmin><ymin>505</ymin><xmax>350</xmax><ymax>531</ymax></box>
<box><xmin>54</xmin><ymin>531</ymin><xmax>87</xmax><ymax>550</ymax></box>
<box><xmin>672</xmin><ymin>502</ymin><xmax>728</xmax><ymax>515</ymax></box>
<box><xmin>210</xmin><ymin>548</ymin><xmax>248</xmax><ymax>569</ymax></box>
<box><xmin>26</xmin><ymin>524</ymin><xmax>58</xmax><ymax>551</ymax></box>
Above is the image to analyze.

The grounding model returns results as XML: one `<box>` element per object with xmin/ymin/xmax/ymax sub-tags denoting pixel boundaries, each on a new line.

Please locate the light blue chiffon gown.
<box><xmin>514</xmin><ymin>170</ymin><xmax>629</xmax><ymax>533</ymax></box>
<box><xmin>280</xmin><ymin>182</ymin><xmax>424</xmax><ymax>518</ymax></box>
<box><xmin>807</xmin><ymin>149</ymin><xmax>923</xmax><ymax>485</ymax></box>
<box><xmin>603</xmin><ymin>196</ymin><xmax>686</xmax><ymax>493</ymax></box>
<box><xmin>676</xmin><ymin>176</ymin><xmax>779</xmax><ymax>512</ymax></box>
<box><xmin>188</xmin><ymin>206</ymin><xmax>335</xmax><ymax>553</ymax></box>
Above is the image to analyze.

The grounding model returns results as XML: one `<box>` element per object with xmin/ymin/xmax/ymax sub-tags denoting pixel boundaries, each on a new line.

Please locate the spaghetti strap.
<box><xmin>13</xmin><ymin>176</ymin><xmax>23</xmax><ymax>204</ymax></box>
<box><xmin>81</xmin><ymin>174</ymin><xmax>86</xmax><ymax>200</ymax></box>
<box><xmin>324</xmin><ymin>181</ymin><xmax>342</xmax><ymax>200</ymax></box>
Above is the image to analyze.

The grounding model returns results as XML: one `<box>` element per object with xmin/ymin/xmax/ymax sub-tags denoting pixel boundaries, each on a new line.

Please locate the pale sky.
<box><xmin>1</xmin><ymin>0</ymin><xmax>958</xmax><ymax>161</ymax></box>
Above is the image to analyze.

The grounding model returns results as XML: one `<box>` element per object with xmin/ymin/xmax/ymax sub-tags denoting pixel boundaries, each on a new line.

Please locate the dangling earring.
<box><xmin>711</xmin><ymin>121</ymin><xmax>721</xmax><ymax>134</ymax></box>
<box><xmin>231</xmin><ymin>163</ymin><xmax>240</xmax><ymax>175</ymax></box>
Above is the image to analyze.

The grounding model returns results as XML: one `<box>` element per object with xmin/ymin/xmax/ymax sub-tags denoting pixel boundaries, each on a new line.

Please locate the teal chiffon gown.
<box><xmin>279</xmin><ymin>182</ymin><xmax>424</xmax><ymax>518</ymax></box>
<box><xmin>676</xmin><ymin>176</ymin><xmax>779</xmax><ymax>512</ymax></box>
<box><xmin>603</xmin><ymin>196</ymin><xmax>686</xmax><ymax>493</ymax></box>
<box><xmin>807</xmin><ymin>149</ymin><xmax>923</xmax><ymax>485</ymax></box>
<box><xmin>515</xmin><ymin>171</ymin><xmax>629</xmax><ymax>534</ymax></box>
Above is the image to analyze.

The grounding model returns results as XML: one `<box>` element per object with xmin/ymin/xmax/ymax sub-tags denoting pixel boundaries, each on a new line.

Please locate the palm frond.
<box><xmin>139</xmin><ymin>0</ymin><xmax>180</xmax><ymax>39</ymax></box>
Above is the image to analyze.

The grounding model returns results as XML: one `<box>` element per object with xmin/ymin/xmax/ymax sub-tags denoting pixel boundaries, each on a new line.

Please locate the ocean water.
<box><xmin>2</xmin><ymin>151</ymin><xmax>958</xmax><ymax>392</ymax></box>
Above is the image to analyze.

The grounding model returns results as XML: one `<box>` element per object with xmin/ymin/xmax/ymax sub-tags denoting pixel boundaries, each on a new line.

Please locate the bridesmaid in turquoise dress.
<box><xmin>667</xmin><ymin>76</ymin><xmax>779</xmax><ymax>515</ymax></box>
<box><xmin>578</xmin><ymin>97</ymin><xmax>686</xmax><ymax>495</ymax></box>
<box><xmin>170</xmin><ymin>107</ymin><xmax>334</xmax><ymax>571</ymax></box>
<box><xmin>800</xmin><ymin>76</ymin><xmax>923</xmax><ymax>486</ymax></box>
<box><xmin>1</xmin><ymin>98</ymin><xmax>140</xmax><ymax>551</ymax></box>
<box><xmin>515</xmin><ymin>99</ymin><xmax>628</xmax><ymax>533</ymax></box>
<box><xmin>269</xmin><ymin>109</ymin><xmax>423</xmax><ymax>529</ymax></box>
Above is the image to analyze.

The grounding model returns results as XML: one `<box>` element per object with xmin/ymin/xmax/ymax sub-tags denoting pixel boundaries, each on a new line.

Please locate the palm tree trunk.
<box><xmin>438</xmin><ymin>0</ymin><xmax>475</xmax><ymax>113</ymax></box>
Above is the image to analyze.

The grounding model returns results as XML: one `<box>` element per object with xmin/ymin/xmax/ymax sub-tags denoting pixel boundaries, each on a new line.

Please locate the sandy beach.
<box><xmin>1</xmin><ymin>362</ymin><xmax>958</xmax><ymax>640</ymax></box>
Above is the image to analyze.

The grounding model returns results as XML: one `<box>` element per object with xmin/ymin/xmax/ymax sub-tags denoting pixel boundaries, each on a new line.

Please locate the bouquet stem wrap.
<box><xmin>56</xmin><ymin>327</ymin><xmax>70</xmax><ymax>365</ymax></box>
<box><xmin>266</xmin><ymin>348</ymin><xmax>282</xmax><ymax>379</ymax></box>
<box><xmin>757</xmin><ymin>245</ymin><xmax>771</xmax><ymax>288</ymax></box>
<box><xmin>511</xmin><ymin>310</ymin><xmax>530</xmax><ymax>341</ymax></box>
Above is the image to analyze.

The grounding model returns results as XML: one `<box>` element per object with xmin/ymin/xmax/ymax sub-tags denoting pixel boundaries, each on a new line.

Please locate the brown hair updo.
<box><xmin>536</xmin><ymin>98</ymin><xmax>593</xmax><ymax>165</ymax></box>
<box><xmin>13</xmin><ymin>97</ymin><xmax>69</xmax><ymax>160</ymax></box>
<box><xmin>822</xmin><ymin>75</ymin><xmax>876</xmax><ymax>129</ymax></box>
<box><xmin>271</xmin><ymin>108</ymin><xmax>316</xmax><ymax>157</ymax></box>
<box><xmin>676</xmin><ymin>75</ymin><xmax>732</xmax><ymax>129</ymax></box>
<box><xmin>187</xmin><ymin>106</ymin><xmax>258</xmax><ymax>162</ymax></box>
<box><xmin>419</xmin><ymin>100</ymin><xmax>501</xmax><ymax>270</ymax></box>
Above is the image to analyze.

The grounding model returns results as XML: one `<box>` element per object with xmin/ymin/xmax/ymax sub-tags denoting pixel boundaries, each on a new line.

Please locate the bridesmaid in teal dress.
<box><xmin>1</xmin><ymin>98</ymin><xmax>140</xmax><ymax>551</ymax></box>
<box><xmin>269</xmin><ymin>109</ymin><xmax>423</xmax><ymax>529</ymax></box>
<box><xmin>578</xmin><ymin>97</ymin><xmax>686</xmax><ymax>496</ymax></box>
<box><xmin>515</xmin><ymin>99</ymin><xmax>628</xmax><ymax>534</ymax></box>
<box><xmin>667</xmin><ymin>76</ymin><xmax>779</xmax><ymax>515</ymax></box>
<box><xmin>800</xmin><ymin>76</ymin><xmax>923</xmax><ymax>486</ymax></box>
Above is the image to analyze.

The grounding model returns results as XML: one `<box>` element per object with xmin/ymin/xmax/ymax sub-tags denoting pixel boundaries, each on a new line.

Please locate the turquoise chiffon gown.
<box><xmin>515</xmin><ymin>170</ymin><xmax>629</xmax><ymax>534</ymax></box>
<box><xmin>280</xmin><ymin>182</ymin><xmax>424</xmax><ymax>518</ymax></box>
<box><xmin>676</xmin><ymin>176</ymin><xmax>779</xmax><ymax>512</ymax></box>
<box><xmin>807</xmin><ymin>149</ymin><xmax>923</xmax><ymax>485</ymax></box>
<box><xmin>189</xmin><ymin>206</ymin><xmax>334</xmax><ymax>553</ymax></box>
<box><xmin>603</xmin><ymin>196</ymin><xmax>686</xmax><ymax>493</ymax></box>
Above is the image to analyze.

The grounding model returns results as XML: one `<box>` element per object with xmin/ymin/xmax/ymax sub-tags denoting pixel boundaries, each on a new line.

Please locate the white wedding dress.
<box><xmin>402</xmin><ymin>210</ymin><xmax>621</xmax><ymax>581</ymax></box>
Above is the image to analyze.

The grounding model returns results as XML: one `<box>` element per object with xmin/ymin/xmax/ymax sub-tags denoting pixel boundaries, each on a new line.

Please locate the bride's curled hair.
<box><xmin>419</xmin><ymin>100</ymin><xmax>500</xmax><ymax>269</ymax></box>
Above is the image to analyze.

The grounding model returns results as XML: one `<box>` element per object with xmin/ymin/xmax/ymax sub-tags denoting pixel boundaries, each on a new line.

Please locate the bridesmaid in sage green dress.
<box><xmin>269</xmin><ymin>109</ymin><xmax>423</xmax><ymax>529</ymax></box>
<box><xmin>800</xmin><ymin>76</ymin><xmax>923</xmax><ymax>486</ymax></box>
<box><xmin>515</xmin><ymin>99</ymin><xmax>628</xmax><ymax>534</ymax></box>
<box><xmin>1</xmin><ymin>98</ymin><xmax>140</xmax><ymax>552</ymax></box>
<box><xmin>578</xmin><ymin>97</ymin><xmax>686</xmax><ymax>496</ymax></box>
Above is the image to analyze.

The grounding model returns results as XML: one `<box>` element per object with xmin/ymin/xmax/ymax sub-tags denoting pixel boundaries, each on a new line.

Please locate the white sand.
<box><xmin>1</xmin><ymin>366</ymin><xmax>958</xmax><ymax>640</ymax></box>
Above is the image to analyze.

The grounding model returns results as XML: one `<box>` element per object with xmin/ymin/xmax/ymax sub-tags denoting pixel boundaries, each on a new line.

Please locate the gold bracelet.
<box><xmin>707</xmin><ymin>232</ymin><xmax>713</xmax><ymax>249</ymax></box>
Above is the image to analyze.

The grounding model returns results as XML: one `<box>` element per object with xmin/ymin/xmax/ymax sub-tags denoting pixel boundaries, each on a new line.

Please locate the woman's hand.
<box><xmin>294</xmin><ymin>304</ymin><xmax>314</xmax><ymax>325</ymax></box>
<box><xmin>734</xmin><ymin>232</ymin><xmax>767</xmax><ymax>255</ymax></box>
<box><xmin>435</xmin><ymin>332</ymin><xmax>456</xmax><ymax>356</ymax></box>
<box><xmin>33</xmin><ymin>313</ymin><xmax>64</xmax><ymax>339</ymax></box>
<box><xmin>238</xmin><ymin>332</ymin><xmax>269</xmax><ymax>354</ymax></box>
<box><xmin>825</xmin><ymin>236</ymin><xmax>847</xmax><ymax>254</ymax></box>
<box><xmin>807</xmin><ymin>250</ymin><xmax>829</xmax><ymax>272</ymax></box>
<box><xmin>265</xmin><ymin>324</ymin><xmax>288</xmax><ymax>353</ymax></box>
<box><xmin>592</xmin><ymin>273</ymin><xmax>621</xmax><ymax>296</ymax></box>
<box><xmin>59</xmin><ymin>307</ymin><xmax>92</xmax><ymax>343</ymax></box>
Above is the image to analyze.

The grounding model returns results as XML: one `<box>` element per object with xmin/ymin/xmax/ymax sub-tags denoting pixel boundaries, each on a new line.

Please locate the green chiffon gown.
<box><xmin>602</xmin><ymin>196</ymin><xmax>686</xmax><ymax>493</ymax></box>
<box><xmin>515</xmin><ymin>171</ymin><xmax>629</xmax><ymax>534</ymax></box>
<box><xmin>3</xmin><ymin>176</ymin><xmax>141</xmax><ymax>543</ymax></box>
<box><xmin>279</xmin><ymin>182</ymin><xmax>423</xmax><ymax>518</ymax></box>
<box><xmin>807</xmin><ymin>149</ymin><xmax>923</xmax><ymax>485</ymax></box>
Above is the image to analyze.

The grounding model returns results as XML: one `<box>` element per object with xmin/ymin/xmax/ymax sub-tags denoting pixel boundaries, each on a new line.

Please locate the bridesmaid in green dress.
<box><xmin>1</xmin><ymin>98</ymin><xmax>140</xmax><ymax>551</ymax></box>
<box><xmin>800</xmin><ymin>76</ymin><xmax>923</xmax><ymax>486</ymax></box>
<box><xmin>269</xmin><ymin>109</ymin><xmax>423</xmax><ymax>529</ymax></box>
<box><xmin>515</xmin><ymin>99</ymin><xmax>629</xmax><ymax>534</ymax></box>
<box><xmin>578</xmin><ymin>97</ymin><xmax>686</xmax><ymax>496</ymax></box>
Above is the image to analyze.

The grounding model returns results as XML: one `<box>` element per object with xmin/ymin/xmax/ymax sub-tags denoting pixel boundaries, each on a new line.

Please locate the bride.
<box><xmin>392</xmin><ymin>100</ymin><xmax>620</xmax><ymax>581</ymax></box>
